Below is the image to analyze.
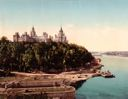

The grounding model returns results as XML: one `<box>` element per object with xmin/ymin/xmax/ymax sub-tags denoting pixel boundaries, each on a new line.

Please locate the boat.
<box><xmin>103</xmin><ymin>74</ymin><xmax>115</xmax><ymax>78</ymax></box>
<box><xmin>101</xmin><ymin>71</ymin><xmax>115</xmax><ymax>78</ymax></box>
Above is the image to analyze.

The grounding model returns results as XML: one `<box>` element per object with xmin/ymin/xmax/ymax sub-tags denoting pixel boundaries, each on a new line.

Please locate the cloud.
<box><xmin>64</xmin><ymin>24</ymin><xmax>75</xmax><ymax>28</ymax></box>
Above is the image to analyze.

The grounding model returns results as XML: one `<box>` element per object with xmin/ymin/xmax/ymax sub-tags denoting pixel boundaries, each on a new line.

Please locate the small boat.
<box><xmin>101</xmin><ymin>73</ymin><xmax>115</xmax><ymax>78</ymax></box>
<box><xmin>104</xmin><ymin>74</ymin><xmax>115</xmax><ymax>78</ymax></box>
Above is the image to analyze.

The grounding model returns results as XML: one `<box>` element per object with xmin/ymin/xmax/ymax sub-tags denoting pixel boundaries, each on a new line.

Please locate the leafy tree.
<box><xmin>0</xmin><ymin>36</ymin><xmax>9</xmax><ymax>43</ymax></box>
<box><xmin>0</xmin><ymin>38</ymin><xmax>94</xmax><ymax>73</ymax></box>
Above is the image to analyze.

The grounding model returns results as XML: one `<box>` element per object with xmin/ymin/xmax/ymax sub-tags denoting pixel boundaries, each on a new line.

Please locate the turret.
<box><xmin>57</xmin><ymin>27</ymin><xmax>68</xmax><ymax>43</ymax></box>
<box><xmin>30</xmin><ymin>26</ymin><xmax>36</xmax><ymax>37</ymax></box>
<box><xmin>13</xmin><ymin>32</ymin><xmax>20</xmax><ymax>42</ymax></box>
<box><xmin>59</xmin><ymin>27</ymin><xmax>63</xmax><ymax>33</ymax></box>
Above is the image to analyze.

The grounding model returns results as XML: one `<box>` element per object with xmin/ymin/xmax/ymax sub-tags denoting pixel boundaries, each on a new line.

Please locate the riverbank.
<box><xmin>11</xmin><ymin>70</ymin><xmax>98</xmax><ymax>84</ymax></box>
<box><xmin>1</xmin><ymin>68</ymin><xmax>113</xmax><ymax>88</ymax></box>
<box><xmin>0</xmin><ymin>64</ymin><xmax>114</xmax><ymax>99</ymax></box>
<box><xmin>0</xmin><ymin>71</ymin><xmax>96</xmax><ymax>99</ymax></box>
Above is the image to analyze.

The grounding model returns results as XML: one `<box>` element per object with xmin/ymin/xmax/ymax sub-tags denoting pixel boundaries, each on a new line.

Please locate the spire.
<box><xmin>32</xmin><ymin>26</ymin><xmax>35</xmax><ymax>31</ymax></box>
<box><xmin>30</xmin><ymin>26</ymin><xmax>36</xmax><ymax>37</ymax></box>
<box><xmin>59</xmin><ymin>27</ymin><xmax>63</xmax><ymax>33</ymax></box>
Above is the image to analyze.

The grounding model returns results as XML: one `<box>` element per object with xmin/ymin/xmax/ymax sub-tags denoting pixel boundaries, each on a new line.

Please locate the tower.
<box><xmin>30</xmin><ymin>26</ymin><xmax>36</xmax><ymax>37</ymax></box>
<box><xmin>59</xmin><ymin>27</ymin><xmax>63</xmax><ymax>33</ymax></box>
<box><xmin>58</xmin><ymin>27</ymin><xmax>64</xmax><ymax>42</ymax></box>
<box><xmin>13</xmin><ymin>32</ymin><xmax>20</xmax><ymax>42</ymax></box>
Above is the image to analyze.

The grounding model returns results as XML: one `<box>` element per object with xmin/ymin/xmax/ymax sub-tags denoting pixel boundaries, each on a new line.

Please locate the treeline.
<box><xmin>0</xmin><ymin>37</ymin><xmax>94</xmax><ymax>73</ymax></box>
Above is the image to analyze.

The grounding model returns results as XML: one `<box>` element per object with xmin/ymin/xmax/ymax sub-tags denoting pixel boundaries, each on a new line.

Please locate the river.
<box><xmin>76</xmin><ymin>55</ymin><xmax>128</xmax><ymax>99</ymax></box>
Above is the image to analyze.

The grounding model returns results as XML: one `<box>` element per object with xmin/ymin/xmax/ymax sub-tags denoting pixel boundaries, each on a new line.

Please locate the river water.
<box><xmin>76</xmin><ymin>56</ymin><xmax>128</xmax><ymax>99</ymax></box>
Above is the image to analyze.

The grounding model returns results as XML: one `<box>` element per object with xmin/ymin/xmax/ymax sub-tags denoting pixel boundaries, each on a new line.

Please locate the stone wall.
<box><xmin>0</xmin><ymin>86</ymin><xmax>75</xmax><ymax>99</ymax></box>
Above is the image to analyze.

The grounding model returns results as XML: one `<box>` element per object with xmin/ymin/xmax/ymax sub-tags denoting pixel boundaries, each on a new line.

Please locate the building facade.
<box><xmin>13</xmin><ymin>27</ymin><xmax>68</xmax><ymax>43</ymax></box>
<box><xmin>54</xmin><ymin>27</ymin><xmax>67</xmax><ymax>42</ymax></box>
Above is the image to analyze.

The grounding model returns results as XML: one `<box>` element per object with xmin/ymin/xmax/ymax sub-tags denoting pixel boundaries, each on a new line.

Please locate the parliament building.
<box><xmin>13</xmin><ymin>27</ymin><xmax>68</xmax><ymax>43</ymax></box>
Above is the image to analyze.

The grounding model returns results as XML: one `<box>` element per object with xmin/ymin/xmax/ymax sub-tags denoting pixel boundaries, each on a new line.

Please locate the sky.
<box><xmin>0</xmin><ymin>0</ymin><xmax>128</xmax><ymax>51</ymax></box>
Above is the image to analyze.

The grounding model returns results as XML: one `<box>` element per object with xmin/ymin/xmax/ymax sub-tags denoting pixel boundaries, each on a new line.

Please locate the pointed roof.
<box><xmin>30</xmin><ymin>26</ymin><xmax>36</xmax><ymax>37</ymax></box>
<box><xmin>32</xmin><ymin>26</ymin><xmax>35</xmax><ymax>31</ymax></box>
<box><xmin>59</xmin><ymin>27</ymin><xmax>63</xmax><ymax>33</ymax></box>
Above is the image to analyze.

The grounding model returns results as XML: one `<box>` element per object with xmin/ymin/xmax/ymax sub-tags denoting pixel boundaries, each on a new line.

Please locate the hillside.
<box><xmin>0</xmin><ymin>39</ymin><xmax>94</xmax><ymax>73</ymax></box>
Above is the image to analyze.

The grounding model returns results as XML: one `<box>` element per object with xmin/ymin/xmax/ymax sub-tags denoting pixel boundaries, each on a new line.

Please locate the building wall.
<box><xmin>1</xmin><ymin>87</ymin><xmax>75</xmax><ymax>99</ymax></box>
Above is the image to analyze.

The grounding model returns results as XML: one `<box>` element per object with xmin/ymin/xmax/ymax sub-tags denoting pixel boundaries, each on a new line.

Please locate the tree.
<box><xmin>0</xmin><ymin>36</ymin><xmax>9</xmax><ymax>43</ymax></box>
<box><xmin>0</xmin><ymin>41</ymin><xmax>94</xmax><ymax>73</ymax></box>
<box><xmin>22</xmin><ymin>48</ymin><xmax>37</xmax><ymax>72</ymax></box>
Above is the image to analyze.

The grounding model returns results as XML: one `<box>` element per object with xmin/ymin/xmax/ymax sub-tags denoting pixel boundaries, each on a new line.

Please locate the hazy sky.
<box><xmin>0</xmin><ymin>0</ymin><xmax>128</xmax><ymax>51</ymax></box>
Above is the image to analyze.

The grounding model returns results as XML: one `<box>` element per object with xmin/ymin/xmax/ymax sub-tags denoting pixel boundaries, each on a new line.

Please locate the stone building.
<box><xmin>54</xmin><ymin>27</ymin><xmax>68</xmax><ymax>42</ymax></box>
<box><xmin>13</xmin><ymin>27</ymin><xmax>68</xmax><ymax>43</ymax></box>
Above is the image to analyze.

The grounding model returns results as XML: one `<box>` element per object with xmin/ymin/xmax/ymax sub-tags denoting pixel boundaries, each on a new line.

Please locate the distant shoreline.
<box><xmin>102</xmin><ymin>55</ymin><xmax>128</xmax><ymax>59</ymax></box>
<box><xmin>102</xmin><ymin>51</ymin><xmax>128</xmax><ymax>57</ymax></box>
